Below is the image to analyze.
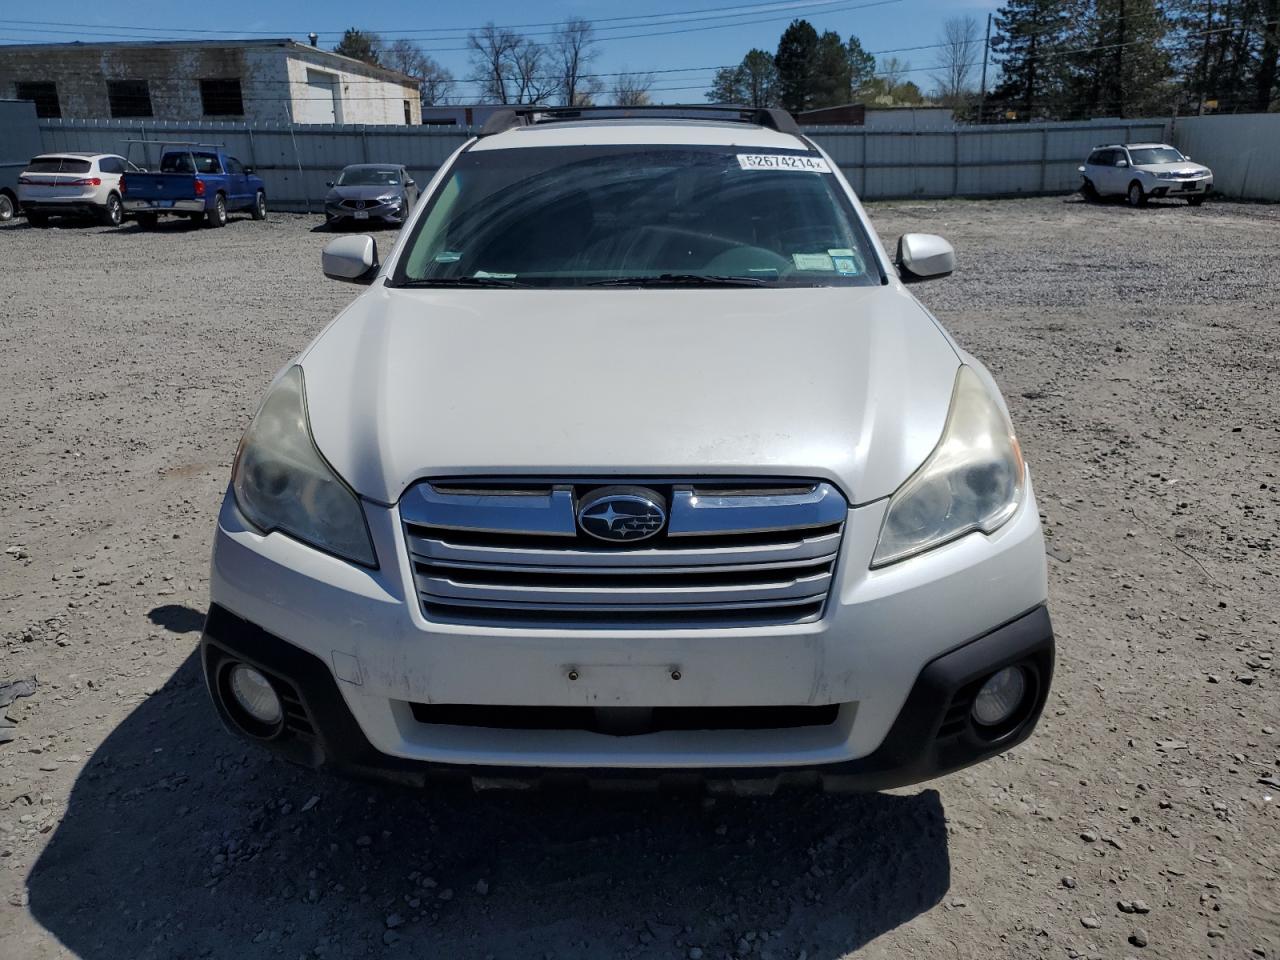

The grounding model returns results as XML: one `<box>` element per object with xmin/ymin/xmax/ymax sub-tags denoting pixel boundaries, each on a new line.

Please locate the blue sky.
<box><xmin>0</xmin><ymin>0</ymin><xmax>1001</xmax><ymax>102</ymax></box>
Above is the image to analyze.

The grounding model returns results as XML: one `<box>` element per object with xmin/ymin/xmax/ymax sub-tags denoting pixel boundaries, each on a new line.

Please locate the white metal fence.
<box><xmin>1172</xmin><ymin>113</ymin><xmax>1280</xmax><ymax>201</ymax></box>
<box><xmin>36</xmin><ymin>116</ymin><xmax>1175</xmax><ymax>210</ymax></box>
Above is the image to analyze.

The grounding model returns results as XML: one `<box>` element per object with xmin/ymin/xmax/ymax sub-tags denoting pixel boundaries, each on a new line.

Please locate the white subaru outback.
<box><xmin>202</xmin><ymin>107</ymin><xmax>1054</xmax><ymax>792</ymax></box>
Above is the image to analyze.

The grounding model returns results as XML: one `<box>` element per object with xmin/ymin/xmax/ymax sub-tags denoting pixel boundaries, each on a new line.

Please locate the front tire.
<box><xmin>26</xmin><ymin>212</ymin><xmax>49</xmax><ymax>228</ymax></box>
<box><xmin>0</xmin><ymin>192</ymin><xmax>15</xmax><ymax>222</ymax></box>
<box><xmin>1080</xmin><ymin>179</ymin><xmax>1099</xmax><ymax>201</ymax></box>
<box><xmin>1187</xmin><ymin>195</ymin><xmax>1205</xmax><ymax>207</ymax></box>
<box><xmin>250</xmin><ymin>190</ymin><xmax>267</xmax><ymax>221</ymax></box>
<box><xmin>99</xmin><ymin>193</ymin><xmax>123</xmax><ymax>227</ymax></box>
<box><xmin>136</xmin><ymin>213</ymin><xmax>158</xmax><ymax>230</ymax></box>
<box><xmin>1126</xmin><ymin>181</ymin><xmax>1147</xmax><ymax>207</ymax></box>
<box><xmin>206</xmin><ymin>194</ymin><xmax>227</xmax><ymax>228</ymax></box>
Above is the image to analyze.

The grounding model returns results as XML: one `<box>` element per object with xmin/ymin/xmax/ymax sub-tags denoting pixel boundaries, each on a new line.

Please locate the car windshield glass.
<box><xmin>27</xmin><ymin>157</ymin><xmax>90</xmax><ymax>173</ymax></box>
<box><xmin>1128</xmin><ymin>147</ymin><xmax>1184</xmax><ymax>165</ymax></box>
<box><xmin>393</xmin><ymin>144</ymin><xmax>883</xmax><ymax>288</ymax></box>
<box><xmin>339</xmin><ymin>167</ymin><xmax>401</xmax><ymax>186</ymax></box>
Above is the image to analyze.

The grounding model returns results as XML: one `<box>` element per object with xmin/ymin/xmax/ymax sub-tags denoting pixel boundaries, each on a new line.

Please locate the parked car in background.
<box><xmin>0</xmin><ymin>99</ymin><xmax>43</xmax><ymax>223</ymax></box>
<box><xmin>323</xmin><ymin>164</ymin><xmax>418</xmax><ymax>228</ymax></box>
<box><xmin>121</xmin><ymin>147</ymin><xmax>266</xmax><ymax>228</ymax></box>
<box><xmin>203</xmin><ymin>106</ymin><xmax>1054</xmax><ymax>794</ymax></box>
<box><xmin>17</xmin><ymin>152</ymin><xmax>144</xmax><ymax>226</ymax></box>
<box><xmin>1079</xmin><ymin>143</ymin><xmax>1213</xmax><ymax>207</ymax></box>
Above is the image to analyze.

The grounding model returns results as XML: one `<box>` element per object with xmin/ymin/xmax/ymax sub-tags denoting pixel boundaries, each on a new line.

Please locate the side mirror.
<box><xmin>896</xmin><ymin>233</ymin><xmax>954</xmax><ymax>283</ymax></box>
<box><xmin>325</xmin><ymin>180</ymin><xmax>335</xmax><ymax>187</ymax></box>
<box><xmin>322</xmin><ymin>235</ymin><xmax>379</xmax><ymax>284</ymax></box>
<box><xmin>1115</xmin><ymin>159</ymin><xmax>1129</xmax><ymax>168</ymax></box>
<box><xmin>405</xmin><ymin>179</ymin><xmax>416</xmax><ymax>188</ymax></box>
<box><xmin>244</xmin><ymin>165</ymin><xmax>255</xmax><ymax>175</ymax></box>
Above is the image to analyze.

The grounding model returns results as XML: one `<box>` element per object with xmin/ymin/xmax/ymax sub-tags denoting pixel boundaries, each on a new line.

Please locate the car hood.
<box><xmin>1138</xmin><ymin>162</ymin><xmax>1211</xmax><ymax>176</ymax></box>
<box><xmin>301</xmin><ymin>286</ymin><xmax>960</xmax><ymax>505</ymax></box>
<box><xmin>327</xmin><ymin>185</ymin><xmax>402</xmax><ymax>202</ymax></box>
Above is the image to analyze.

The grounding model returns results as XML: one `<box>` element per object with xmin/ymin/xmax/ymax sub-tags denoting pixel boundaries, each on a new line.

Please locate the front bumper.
<box><xmin>202</xmin><ymin>601</ymin><xmax>1053</xmax><ymax>791</ymax></box>
<box><xmin>205</xmin><ymin>475</ymin><xmax>1053</xmax><ymax>788</ymax></box>
<box><xmin>325</xmin><ymin>202</ymin><xmax>406</xmax><ymax>224</ymax></box>
<box><xmin>1149</xmin><ymin>177</ymin><xmax>1212</xmax><ymax>198</ymax></box>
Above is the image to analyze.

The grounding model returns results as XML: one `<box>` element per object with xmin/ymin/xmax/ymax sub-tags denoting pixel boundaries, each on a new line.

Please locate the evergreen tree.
<box><xmin>812</xmin><ymin>30</ymin><xmax>854</xmax><ymax>106</ymax></box>
<box><xmin>1063</xmin><ymin>0</ymin><xmax>1172</xmax><ymax>117</ymax></box>
<box><xmin>846</xmin><ymin>35</ymin><xmax>878</xmax><ymax>94</ymax></box>
<box><xmin>990</xmin><ymin>0</ymin><xmax>1072</xmax><ymax>118</ymax></box>
<box><xmin>706</xmin><ymin>49</ymin><xmax>779</xmax><ymax>106</ymax></box>
<box><xmin>334</xmin><ymin>28</ymin><xmax>383</xmax><ymax>67</ymax></box>
<box><xmin>775</xmin><ymin>19</ymin><xmax>820</xmax><ymax>111</ymax></box>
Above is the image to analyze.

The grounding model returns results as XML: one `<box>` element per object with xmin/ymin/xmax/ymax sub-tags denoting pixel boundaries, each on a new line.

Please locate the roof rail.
<box><xmin>478</xmin><ymin>104</ymin><xmax>802</xmax><ymax>138</ymax></box>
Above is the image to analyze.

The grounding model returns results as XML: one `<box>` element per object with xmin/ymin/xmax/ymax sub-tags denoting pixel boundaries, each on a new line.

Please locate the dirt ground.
<box><xmin>0</xmin><ymin>195</ymin><xmax>1277</xmax><ymax>960</ymax></box>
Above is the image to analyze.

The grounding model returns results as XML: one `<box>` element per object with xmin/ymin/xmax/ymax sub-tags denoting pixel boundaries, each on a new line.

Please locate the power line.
<box><xmin>2</xmin><ymin>1</ymin><xmax>858</xmax><ymax>40</ymax></box>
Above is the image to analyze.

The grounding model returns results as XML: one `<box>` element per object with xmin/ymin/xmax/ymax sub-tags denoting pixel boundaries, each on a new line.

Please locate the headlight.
<box><xmin>231</xmin><ymin>366</ymin><xmax>377</xmax><ymax>567</ymax></box>
<box><xmin>872</xmin><ymin>365</ymin><xmax>1025</xmax><ymax>567</ymax></box>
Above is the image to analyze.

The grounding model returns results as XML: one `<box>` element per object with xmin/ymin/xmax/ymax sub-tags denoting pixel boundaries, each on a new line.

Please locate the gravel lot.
<box><xmin>0</xmin><ymin>196</ymin><xmax>1277</xmax><ymax>960</ymax></box>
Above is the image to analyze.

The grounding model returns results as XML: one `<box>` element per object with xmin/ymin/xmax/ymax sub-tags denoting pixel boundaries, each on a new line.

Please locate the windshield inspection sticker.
<box><xmin>793</xmin><ymin>252</ymin><xmax>835</xmax><ymax>271</ymax></box>
<box><xmin>737</xmin><ymin>153</ymin><xmax>832</xmax><ymax>173</ymax></box>
<box><xmin>828</xmin><ymin>248</ymin><xmax>861</xmax><ymax>275</ymax></box>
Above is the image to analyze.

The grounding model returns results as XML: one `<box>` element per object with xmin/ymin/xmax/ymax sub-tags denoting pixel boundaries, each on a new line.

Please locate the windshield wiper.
<box><xmin>394</xmin><ymin>276</ymin><xmax>527</xmax><ymax>288</ymax></box>
<box><xmin>587</xmin><ymin>273</ymin><xmax>769</xmax><ymax>287</ymax></box>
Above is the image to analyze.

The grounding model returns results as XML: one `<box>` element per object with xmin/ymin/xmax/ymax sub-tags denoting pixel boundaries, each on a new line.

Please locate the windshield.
<box><xmin>339</xmin><ymin>167</ymin><xmax>401</xmax><ymax>186</ymax></box>
<box><xmin>1129</xmin><ymin>147</ymin><xmax>1185</xmax><ymax>165</ymax></box>
<box><xmin>392</xmin><ymin>145</ymin><xmax>883</xmax><ymax>288</ymax></box>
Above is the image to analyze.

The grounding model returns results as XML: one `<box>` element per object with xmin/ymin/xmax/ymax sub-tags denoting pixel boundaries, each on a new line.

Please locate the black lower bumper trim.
<box><xmin>200</xmin><ymin>603</ymin><xmax>1054</xmax><ymax>792</ymax></box>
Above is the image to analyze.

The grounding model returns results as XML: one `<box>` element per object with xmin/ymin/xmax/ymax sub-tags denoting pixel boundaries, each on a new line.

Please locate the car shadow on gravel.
<box><xmin>27</xmin><ymin>652</ymin><xmax>950</xmax><ymax>959</ymax></box>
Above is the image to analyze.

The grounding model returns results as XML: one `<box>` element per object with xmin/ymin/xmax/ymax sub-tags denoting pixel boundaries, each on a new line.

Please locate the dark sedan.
<box><xmin>324</xmin><ymin>164</ymin><xmax>418</xmax><ymax>227</ymax></box>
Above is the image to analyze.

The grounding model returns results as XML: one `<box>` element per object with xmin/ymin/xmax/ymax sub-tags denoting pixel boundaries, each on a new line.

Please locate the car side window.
<box><xmin>99</xmin><ymin>157</ymin><xmax>122</xmax><ymax>174</ymax></box>
<box><xmin>1087</xmin><ymin>151</ymin><xmax>1103</xmax><ymax>166</ymax></box>
<box><xmin>225</xmin><ymin>157</ymin><xmax>243</xmax><ymax>175</ymax></box>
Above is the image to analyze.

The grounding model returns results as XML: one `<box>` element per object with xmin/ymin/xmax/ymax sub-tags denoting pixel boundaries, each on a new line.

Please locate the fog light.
<box><xmin>972</xmin><ymin>666</ymin><xmax>1027</xmax><ymax>727</ymax></box>
<box><xmin>228</xmin><ymin>664</ymin><xmax>282</xmax><ymax>726</ymax></box>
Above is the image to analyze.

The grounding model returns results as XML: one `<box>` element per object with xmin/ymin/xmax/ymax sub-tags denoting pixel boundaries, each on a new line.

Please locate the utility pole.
<box><xmin>979</xmin><ymin>12</ymin><xmax>993</xmax><ymax>123</ymax></box>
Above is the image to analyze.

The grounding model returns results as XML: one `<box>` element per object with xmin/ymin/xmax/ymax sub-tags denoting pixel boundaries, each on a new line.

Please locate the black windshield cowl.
<box><xmin>587</xmin><ymin>274</ymin><xmax>769</xmax><ymax>288</ymax></box>
<box><xmin>393</xmin><ymin>276</ymin><xmax>528</xmax><ymax>289</ymax></box>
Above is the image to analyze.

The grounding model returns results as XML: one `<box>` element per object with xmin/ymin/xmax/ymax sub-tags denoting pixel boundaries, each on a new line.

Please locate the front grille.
<box><xmin>400</xmin><ymin>479</ymin><xmax>848</xmax><ymax>628</ymax></box>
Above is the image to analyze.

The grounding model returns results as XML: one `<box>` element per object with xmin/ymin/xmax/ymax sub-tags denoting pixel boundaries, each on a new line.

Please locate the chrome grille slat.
<box><xmin>406</xmin><ymin>529</ymin><xmax>843</xmax><ymax>568</ymax></box>
<box><xmin>417</xmin><ymin>571</ymin><xmax>833</xmax><ymax>607</ymax></box>
<box><xmin>401</xmin><ymin>478</ymin><xmax>847</xmax><ymax>628</ymax></box>
<box><xmin>415</xmin><ymin>553</ymin><xmax>839</xmax><ymax>576</ymax></box>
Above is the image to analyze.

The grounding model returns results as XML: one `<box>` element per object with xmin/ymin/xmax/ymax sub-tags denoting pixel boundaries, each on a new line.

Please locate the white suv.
<box><xmin>202</xmin><ymin>107</ymin><xmax>1054</xmax><ymax>792</ymax></box>
<box><xmin>18</xmin><ymin>152</ymin><xmax>143</xmax><ymax>226</ymax></box>
<box><xmin>1078</xmin><ymin>143</ymin><xmax>1213</xmax><ymax>207</ymax></box>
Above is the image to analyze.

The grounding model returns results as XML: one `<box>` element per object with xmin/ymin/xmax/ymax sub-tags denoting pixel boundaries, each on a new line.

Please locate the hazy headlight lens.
<box><xmin>232</xmin><ymin>366</ymin><xmax>376</xmax><ymax>566</ymax></box>
<box><xmin>228</xmin><ymin>664</ymin><xmax>283</xmax><ymax>726</ymax></box>
<box><xmin>872</xmin><ymin>365</ymin><xmax>1025</xmax><ymax>566</ymax></box>
<box><xmin>972</xmin><ymin>666</ymin><xmax>1028</xmax><ymax>726</ymax></box>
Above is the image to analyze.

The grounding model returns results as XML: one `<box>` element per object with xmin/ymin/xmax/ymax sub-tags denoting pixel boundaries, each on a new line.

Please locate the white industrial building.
<box><xmin>0</xmin><ymin>39</ymin><xmax>421</xmax><ymax>125</ymax></box>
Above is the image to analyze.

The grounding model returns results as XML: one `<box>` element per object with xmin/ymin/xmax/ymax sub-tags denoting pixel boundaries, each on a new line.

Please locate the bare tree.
<box><xmin>879</xmin><ymin>55</ymin><xmax>910</xmax><ymax>86</ymax></box>
<box><xmin>612</xmin><ymin>71</ymin><xmax>656</xmax><ymax>107</ymax></box>
<box><xmin>467</xmin><ymin>23</ymin><xmax>521</xmax><ymax>103</ymax></box>
<box><xmin>385</xmin><ymin>39</ymin><xmax>454</xmax><ymax>106</ymax></box>
<box><xmin>512</xmin><ymin>39</ymin><xmax>556</xmax><ymax>104</ymax></box>
<box><xmin>933</xmin><ymin>15</ymin><xmax>981</xmax><ymax>102</ymax></box>
<box><xmin>554</xmin><ymin>18</ymin><xmax>600</xmax><ymax>106</ymax></box>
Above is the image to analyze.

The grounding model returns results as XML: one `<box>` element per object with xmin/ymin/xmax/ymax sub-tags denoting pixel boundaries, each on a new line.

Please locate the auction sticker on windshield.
<box><xmin>737</xmin><ymin>154</ymin><xmax>832</xmax><ymax>173</ymax></box>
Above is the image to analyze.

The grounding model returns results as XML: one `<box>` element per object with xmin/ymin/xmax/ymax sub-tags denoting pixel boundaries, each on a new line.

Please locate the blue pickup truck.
<box><xmin>121</xmin><ymin>147</ymin><xmax>266</xmax><ymax>228</ymax></box>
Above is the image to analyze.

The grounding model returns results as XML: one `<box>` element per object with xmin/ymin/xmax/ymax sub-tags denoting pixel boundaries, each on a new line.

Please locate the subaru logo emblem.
<box><xmin>577</xmin><ymin>487</ymin><xmax>666</xmax><ymax>543</ymax></box>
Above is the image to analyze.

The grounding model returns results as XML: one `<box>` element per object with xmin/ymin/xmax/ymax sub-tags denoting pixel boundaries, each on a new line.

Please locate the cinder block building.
<box><xmin>0</xmin><ymin>38</ymin><xmax>422</xmax><ymax>125</ymax></box>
